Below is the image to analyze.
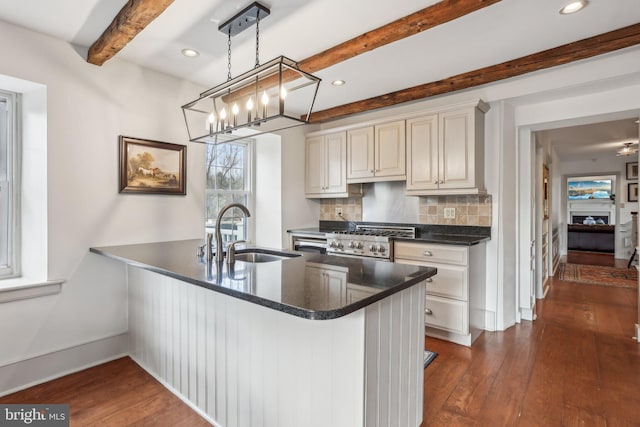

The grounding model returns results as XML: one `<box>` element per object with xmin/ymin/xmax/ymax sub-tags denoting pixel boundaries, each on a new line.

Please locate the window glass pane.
<box><xmin>205</xmin><ymin>141</ymin><xmax>252</xmax><ymax>245</ymax></box>
<box><xmin>0</xmin><ymin>94</ymin><xmax>12</xmax><ymax>273</ymax></box>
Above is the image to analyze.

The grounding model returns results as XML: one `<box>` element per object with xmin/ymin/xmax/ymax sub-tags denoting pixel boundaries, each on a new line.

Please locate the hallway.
<box><xmin>422</xmin><ymin>253</ymin><xmax>640</xmax><ymax>426</ymax></box>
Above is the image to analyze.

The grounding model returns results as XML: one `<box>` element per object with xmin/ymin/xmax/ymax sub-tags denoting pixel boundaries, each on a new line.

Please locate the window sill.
<box><xmin>0</xmin><ymin>278</ymin><xmax>64</xmax><ymax>303</ymax></box>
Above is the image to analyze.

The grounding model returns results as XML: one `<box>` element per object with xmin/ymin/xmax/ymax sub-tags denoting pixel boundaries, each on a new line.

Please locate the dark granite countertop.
<box><xmin>90</xmin><ymin>240</ymin><xmax>435</xmax><ymax>320</ymax></box>
<box><xmin>288</xmin><ymin>223</ymin><xmax>490</xmax><ymax>246</ymax></box>
<box><xmin>401</xmin><ymin>233</ymin><xmax>490</xmax><ymax>246</ymax></box>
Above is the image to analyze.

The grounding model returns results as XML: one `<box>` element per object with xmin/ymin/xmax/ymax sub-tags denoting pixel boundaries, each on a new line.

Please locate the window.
<box><xmin>0</xmin><ymin>90</ymin><xmax>18</xmax><ymax>278</ymax></box>
<box><xmin>205</xmin><ymin>140</ymin><xmax>254</xmax><ymax>244</ymax></box>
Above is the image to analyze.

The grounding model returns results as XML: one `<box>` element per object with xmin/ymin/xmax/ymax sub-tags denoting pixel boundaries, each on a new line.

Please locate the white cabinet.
<box><xmin>347</xmin><ymin>120</ymin><xmax>406</xmax><ymax>183</ymax></box>
<box><xmin>306</xmin><ymin>132</ymin><xmax>361</xmax><ymax>198</ymax></box>
<box><xmin>394</xmin><ymin>240</ymin><xmax>486</xmax><ymax>346</ymax></box>
<box><xmin>406</xmin><ymin>101</ymin><xmax>489</xmax><ymax>195</ymax></box>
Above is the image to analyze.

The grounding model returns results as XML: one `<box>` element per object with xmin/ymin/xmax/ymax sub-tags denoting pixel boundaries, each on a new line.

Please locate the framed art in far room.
<box><xmin>626</xmin><ymin>162</ymin><xmax>638</xmax><ymax>180</ymax></box>
<box><xmin>119</xmin><ymin>136</ymin><xmax>186</xmax><ymax>195</ymax></box>
<box><xmin>628</xmin><ymin>182</ymin><xmax>638</xmax><ymax>202</ymax></box>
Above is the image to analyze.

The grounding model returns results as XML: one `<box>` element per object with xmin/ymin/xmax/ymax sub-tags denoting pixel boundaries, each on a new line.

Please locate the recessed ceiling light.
<box><xmin>559</xmin><ymin>0</ymin><xmax>588</xmax><ymax>15</ymax></box>
<box><xmin>331</xmin><ymin>80</ymin><xmax>346</xmax><ymax>86</ymax></box>
<box><xmin>181</xmin><ymin>48</ymin><xmax>200</xmax><ymax>58</ymax></box>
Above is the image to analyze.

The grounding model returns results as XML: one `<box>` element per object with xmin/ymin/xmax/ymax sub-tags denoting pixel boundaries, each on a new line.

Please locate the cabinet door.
<box><xmin>347</xmin><ymin>127</ymin><xmax>374</xmax><ymax>180</ymax></box>
<box><xmin>375</xmin><ymin>120</ymin><xmax>406</xmax><ymax>178</ymax></box>
<box><xmin>305</xmin><ymin>135</ymin><xmax>326</xmax><ymax>194</ymax></box>
<box><xmin>406</xmin><ymin>115</ymin><xmax>439</xmax><ymax>190</ymax></box>
<box><xmin>438</xmin><ymin>108</ymin><xmax>475</xmax><ymax>189</ymax></box>
<box><xmin>325</xmin><ymin>132</ymin><xmax>347</xmax><ymax>193</ymax></box>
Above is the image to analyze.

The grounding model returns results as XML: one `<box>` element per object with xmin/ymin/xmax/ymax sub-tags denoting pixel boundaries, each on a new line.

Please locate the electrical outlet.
<box><xmin>335</xmin><ymin>208</ymin><xmax>343</xmax><ymax>217</ymax></box>
<box><xmin>444</xmin><ymin>207</ymin><xmax>456</xmax><ymax>219</ymax></box>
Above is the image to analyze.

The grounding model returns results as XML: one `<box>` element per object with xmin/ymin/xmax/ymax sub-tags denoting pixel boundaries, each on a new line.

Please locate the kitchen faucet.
<box><xmin>215</xmin><ymin>203</ymin><xmax>251</xmax><ymax>263</ymax></box>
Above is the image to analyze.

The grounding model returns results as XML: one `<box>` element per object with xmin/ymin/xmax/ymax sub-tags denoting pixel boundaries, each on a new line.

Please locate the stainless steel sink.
<box><xmin>234</xmin><ymin>249</ymin><xmax>301</xmax><ymax>263</ymax></box>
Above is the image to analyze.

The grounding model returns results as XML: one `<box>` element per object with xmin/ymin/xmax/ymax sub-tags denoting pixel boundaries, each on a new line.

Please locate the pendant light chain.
<box><xmin>227</xmin><ymin>27</ymin><xmax>232</xmax><ymax>82</ymax></box>
<box><xmin>255</xmin><ymin>13</ymin><xmax>261</xmax><ymax>68</ymax></box>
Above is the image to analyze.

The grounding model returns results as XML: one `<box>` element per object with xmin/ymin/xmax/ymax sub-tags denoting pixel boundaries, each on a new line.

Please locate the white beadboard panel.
<box><xmin>364</xmin><ymin>283</ymin><xmax>426</xmax><ymax>427</ymax></box>
<box><xmin>129</xmin><ymin>266</ymin><xmax>375</xmax><ymax>427</ymax></box>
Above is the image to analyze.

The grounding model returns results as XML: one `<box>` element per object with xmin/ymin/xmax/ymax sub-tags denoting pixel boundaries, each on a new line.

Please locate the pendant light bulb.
<box><xmin>261</xmin><ymin>91</ymin><xmax>269</xmax><ymax>106</ymax></box>
<box><xmin>206</xmin><ymin>113</ymin><xmax>216</xmax><ymax>133</ymax></box>
<box><xmin>280</xmin><ymin>86</ymin><xmax>287</xmax><ymax>100</ymax></box>
<box><xmin>246</xmin><ymin>97</ymin><xmax>254</xmax><ymax>110</ymax></box>
<box><xmin>232</xmin><ymin>103</ymin><xmax>239</xmax><ymax>115</ymax></box>
<box><xmin>219</xmin><ymin>108</ymin><xmax>227</xmax><ymax>120</ymax></box>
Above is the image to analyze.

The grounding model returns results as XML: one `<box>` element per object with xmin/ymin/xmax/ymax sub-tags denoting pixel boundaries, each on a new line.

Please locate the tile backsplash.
<box><xmin>320</xmin><ymin>198</ymin><xmax>363</xmax><ymax>221</ymax></box>
<box><xmin>319</xmin><ymin>193</ymin><xmax>491</xmax><ymax>226</ymax></box>
<box><xmin>418</xmin><ymin>195</ymin><xmax>492</xmax><ymax>226</ymax></box>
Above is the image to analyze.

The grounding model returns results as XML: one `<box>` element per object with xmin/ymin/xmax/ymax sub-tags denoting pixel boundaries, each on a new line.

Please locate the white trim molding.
<box><xmin>0</xmin><ymin>279</ymin><xmax>64</xmax><ymax>303</ymax></box>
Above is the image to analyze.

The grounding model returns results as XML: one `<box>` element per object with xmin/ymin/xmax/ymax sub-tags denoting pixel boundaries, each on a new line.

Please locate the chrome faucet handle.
<box><xmin>196</xmin><ymin>244</ymin><xmax>206</xmax><ymax>258</ymax></box>
<box><xmin>226</xmin><ymin>240</ymin><xmax>247</xmax><ymax>264</ymax></box>
<box><xmin>206</xmin><ymin>233</ymin><xmax>214</xmax><ymax>261</ymax></box>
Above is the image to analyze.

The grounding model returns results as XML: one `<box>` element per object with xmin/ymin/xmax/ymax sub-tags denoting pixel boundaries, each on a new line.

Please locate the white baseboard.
<box><xmin>520</xmin><ymin>308</ymin><xmax>535</xmax><ymax>321</ymax></box>
<box><xmin>0</xmin><ymin>333</ymin><xmax>128</xmax><ymax>397</ymax></box>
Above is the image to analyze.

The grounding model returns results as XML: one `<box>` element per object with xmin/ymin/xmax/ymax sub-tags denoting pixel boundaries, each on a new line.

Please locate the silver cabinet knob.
<box><xmin>425</xmin><ymin>308</ymin><xmax>433</xmax><ymax>315</ymax></box>
<box><xmin>425</xmin><ymin>277</ymin><xmax>433</xmax><ymax>283</ymax></box>
<box><xmin>423</xmin><ymin>251</ymin><xmax>433</xmax><ymax>256</ymax></box>
<box><xmin>439</xmin><ymin>180</ymin><xmax>444</xmax><ymax>184</ymax></box>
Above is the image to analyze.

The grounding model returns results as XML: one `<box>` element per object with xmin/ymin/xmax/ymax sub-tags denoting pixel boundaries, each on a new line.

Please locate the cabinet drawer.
<box><xmin>425</xmin><ymin>263</ymin><xmax>467</xmax><ymax>300</ymax></box>
<box><xmin>395</xmin><ymin>241</ymin><xmax>467</xmax><ymax>265</ymax></box>
<box><xmin>424</xmin><ymin>295</ymin><xmax>468</xmax><ymax>334</ymax></box>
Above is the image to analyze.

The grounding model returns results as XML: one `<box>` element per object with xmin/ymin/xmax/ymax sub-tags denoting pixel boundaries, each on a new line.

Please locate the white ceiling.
<box><xmin>0</xmin><ymin>0</ymin><xmax>639</xmax><ymax>157</ymax></box>
<box><xmin>538</xmin><ymin>118</ymin><xmax>639</xmax><ymax>161</ymax></box>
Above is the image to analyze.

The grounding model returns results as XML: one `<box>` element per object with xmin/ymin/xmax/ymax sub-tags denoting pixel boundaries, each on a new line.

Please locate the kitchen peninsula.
<box><xmin>91</xmin><ymin>240</ymin><xmax>436</xmax><ymax>427</ymax></box>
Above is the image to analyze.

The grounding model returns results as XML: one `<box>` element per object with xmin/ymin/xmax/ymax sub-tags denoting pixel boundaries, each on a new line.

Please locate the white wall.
<box><xmin>0</xmin><ymin>20</ymin><xmax>206</xmax><ymax>393</ymax></box>
<box><xmin>255</xmin><ymin>133</ymin><xmax>283</xmax><ymax>248</ymax></box>
<box><xmin>278</xmin><ymin>125</ymin><xmax>321</xmax><ymax>249</ymax></box>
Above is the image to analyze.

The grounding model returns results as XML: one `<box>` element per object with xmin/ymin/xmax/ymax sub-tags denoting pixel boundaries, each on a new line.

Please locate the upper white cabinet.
<box><xmin>306</xmin><ymin>131</ymin><xmax>360</xmax><ymax>198</ymax></box>
<box><xmin>406</xmin><ymin>101</ymin><xmax>489</xmax><ymax>195</ymax></box>
<box><xmin>346</xmin><ymin>120</ymin><xmax>406</xmax><ymax>183</ymax></box>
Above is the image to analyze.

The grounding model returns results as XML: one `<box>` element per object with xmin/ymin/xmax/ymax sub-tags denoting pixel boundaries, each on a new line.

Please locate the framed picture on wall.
<box><xmin>119</xmin><ymin>136</ymin><xmax>187</xmax><ymax>195</ymax></box>
<box><xmin>626</xmin><ymin>162</ymin><xmax>638</xmax><ymax>180</ymax></box>
<box><xmin>628</xmin><ymin>182</ymin><xmax>638</xmax><ymax>202</ymax></box>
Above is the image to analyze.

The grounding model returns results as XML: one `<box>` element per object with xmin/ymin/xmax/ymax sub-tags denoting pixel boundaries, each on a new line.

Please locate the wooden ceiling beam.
<box><xmin>308</xmin><ymin>23</ymin><xmax>640</xmax><ymax>123</ymax></box>
<box><xmin>298</xmin><ymin>0</ymin><xmax>502</xmax><ymax>74</ymax></box>
<box><xmin>87</xmin><ymin>0</ymin><xmax>174</xmax><ymax>66</ymax></box>
<box><xmin>221</xmin><ymin>0</ymin><xmax>501</xmax><ymax>103</ymax></box>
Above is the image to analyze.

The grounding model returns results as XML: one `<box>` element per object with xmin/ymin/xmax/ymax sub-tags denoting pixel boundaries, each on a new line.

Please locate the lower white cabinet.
<box><xmin>394</xmin><ymin>241</ymin><xmax>486</xmax><ymax>346</ymax></box>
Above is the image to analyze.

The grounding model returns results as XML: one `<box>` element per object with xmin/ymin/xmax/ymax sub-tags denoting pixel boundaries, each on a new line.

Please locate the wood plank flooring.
<box><xmin>424</xmin><ymin>252</ymin><xmax>640</xmax><ymax>426</ymax></box>
<box><xmin>2</xmin><ymin>252</ymin><xmax>638</xmax><ymax>426</ymax></box>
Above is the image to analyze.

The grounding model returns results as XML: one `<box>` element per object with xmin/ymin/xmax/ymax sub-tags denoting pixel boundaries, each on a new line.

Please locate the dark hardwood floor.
<box><xmin>2</xmin><ymin>252</ymin><xmax>638</xmax><ymax>426</ymax></box>
<box><xmin>424</xmin><ymin>251</ymin><xmax>640</xmax><ymax>426</ymax></box>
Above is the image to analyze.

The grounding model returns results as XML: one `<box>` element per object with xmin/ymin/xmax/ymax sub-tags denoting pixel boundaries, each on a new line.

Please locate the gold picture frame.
<box><xmin>119</xmin><ymin>136</ymin><xmax>186</xmax><ymax>195</ymax></box>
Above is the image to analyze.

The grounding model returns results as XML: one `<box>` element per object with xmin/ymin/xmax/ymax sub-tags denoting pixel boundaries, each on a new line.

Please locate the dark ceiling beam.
<box><xmin>87</xmin><ymin>0</ymin><xmax>174</xmax><ymax>66</ymax></box>
<box><xmin>298</xmin><ymin>0</ymin><xmax>502</xmax><ymax>74</ymax></box>
<box><xmin>308</xmin><ymin>22</ymin><xmax>640</xmax><ymax>123</ymax></box>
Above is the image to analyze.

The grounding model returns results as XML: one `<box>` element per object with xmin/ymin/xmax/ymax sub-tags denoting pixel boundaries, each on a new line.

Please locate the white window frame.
<box><xmin>205</xmin><ymin>139</ymin><xmax>255</xmax><ymax>244</ymax></box>
<box><xmin>0</xmin><ymin>89</ymin><xmax>20</xmax><ymax>279</ymax></box>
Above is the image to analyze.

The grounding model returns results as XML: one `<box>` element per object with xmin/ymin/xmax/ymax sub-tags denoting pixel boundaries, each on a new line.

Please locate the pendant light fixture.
<box><xmin>181</xmin><ymin>2</ymin><xmax>321</xmax><ymax>145</ymax></box>
<box><xmin>616</xmin><ymin>142</ymin><xmax>638</xmax><ymax>157</ymax></box>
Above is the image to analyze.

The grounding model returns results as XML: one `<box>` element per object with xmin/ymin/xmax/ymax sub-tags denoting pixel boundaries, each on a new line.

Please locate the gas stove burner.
<box><xmin>326</xmin><ymin>225</ymin><xmax>416</xmax><ymax>260</ymax></box>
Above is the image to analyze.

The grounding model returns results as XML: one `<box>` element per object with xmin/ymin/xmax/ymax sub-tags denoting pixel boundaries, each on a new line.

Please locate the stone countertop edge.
<box><xmin>287</xmin><ymin>228</ymin><xmax>490</xmax><ymax>246</ymax></box>
<box><xmin>89</xmin><ymin>243</ymin><xmax>436</xmax><ymax>321</ymax></box>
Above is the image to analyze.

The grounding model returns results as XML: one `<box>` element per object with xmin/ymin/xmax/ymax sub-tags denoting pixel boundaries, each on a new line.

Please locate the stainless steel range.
<box><xmin>326</xmin><ymin>225</ymin><xmax>416</xmax><ymax>260</ymax></box>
